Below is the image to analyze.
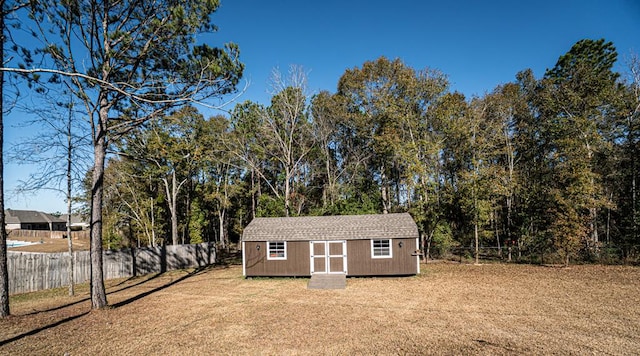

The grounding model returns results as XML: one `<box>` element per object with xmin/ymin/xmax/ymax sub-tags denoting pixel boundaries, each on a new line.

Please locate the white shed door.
<box><xmin>310</xmin><ymin>241</ymin><xmax>346</xmax><ymax>275</ymax></box>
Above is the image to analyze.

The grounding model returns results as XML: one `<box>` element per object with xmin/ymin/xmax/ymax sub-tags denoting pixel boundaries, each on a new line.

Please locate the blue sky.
<box><xmin>210</xmin><ymin>0</ymin><xmax>640</xmax><ymax>103</ymax></box>
<box><xmin>5</xmin><ymin>0</ymin><xmax>640</xmax><ymax>213</ymax></box>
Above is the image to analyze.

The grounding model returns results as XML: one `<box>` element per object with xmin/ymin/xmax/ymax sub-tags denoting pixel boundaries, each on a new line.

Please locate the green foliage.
<box><xmin>430</xmin><ymin>223</ymin><xmax>455</xmax><ymax>258</ymax></box>
<box><xmin>188</xmin><ymin>200</ymin><xmax>206</xmax><ymax>244</ymax></box>
<box><xmin>315</xmin><ymin>187</ymin><xmax>381</xmax><ymax>216</ymax></box>
<box><xmin>103</xmin><ymin>211</ymin><xmax>125</xmax><ymax>250</ymax></box>
<box><xmin>257</xmin><ymin>195</ymin><xmax>286</xmax><ymax>217</ymax></box>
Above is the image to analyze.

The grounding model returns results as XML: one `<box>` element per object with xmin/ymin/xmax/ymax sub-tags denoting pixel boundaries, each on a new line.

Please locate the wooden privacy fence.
<box><xmin>7</xmin><ymin>242</ymin><xmax>216</xmax><ymax>295</ymax></box>
<box><xmin>8</xmin><ymin>229</ymin><xmax>90</xmax><ymax>239</ymax></box>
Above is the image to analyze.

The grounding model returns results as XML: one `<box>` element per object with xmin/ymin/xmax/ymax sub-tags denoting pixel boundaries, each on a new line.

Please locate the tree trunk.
<box><xmin>381</xmin><ymin>165</ymin><xmax>390</xmax><ymax>214</ymax></box>
<box><xmin>284</xmin><ymin>173</ymin><xmax>291</xmax><ymax>217</ymax></box>
<box><xmin>518</xmin><ymin>238</ymin><xmax>522</xmax><ymax>259</ymax></box>
<box><xmin>90</xmin><ymin>104</ymin><xmax>108</xmax><ymax>309</ymax></box>
<box><xmin>66</xmin><ymin>212</ymin><xmax>74</xmax><ymax>296</ymax></box>
<box><xmin>506</xmin><ymin>195</ymin><xmax>513</xmax><ymax>256</ymax></box>
<box><xmin>504</xmin><ymin>124</ymin><xmax>515</xmax><ymax>261</ymax></box>
<box><xmin>323</xmin><ymin>147</ymin><xmax>334</xmax><ymax>208</ymax></box>
<box><xmin>473</xmin><ymin>177</ymin><xmax>479</xmax><ymax>265</ymax></box>
<box><xmin>218</xmin><ymin>209</ymin><xmax>225</xmax><ymax>249</ymax></box>
<box><xmin>418</xmin><ymin>231</ymin><xmax>427</xmax><ymax>263</ymax></box>
<box><xmin>163</xmin><ymin>171</ymin><xmax>183</xmax><ymax>246</ymax></box>
<box><xmin>251</xmin><ymin>168</ymin><xmax>256</xmax><ymax>219</ymax></box>
<box><xmin>590</xmin><ymin>207</ymin><xmax>598</xmax><ymax>244</ymax></box>
<box><xmin>66</xmin><ymin>110</ymin><xmax>75</xmax><ymax>296</ymax></box>
<box><xmin>184</xmin><ymin>184</ymin><xmax>191</xmax><ymax>245</ymax></box>
<box><xmin>0</xmin><ymin>8</ymin><xmax>10</xmax><ymax>317</ymax></box>
<box><xmin>171</xmin><ymin>172</ymin><xmax>179</xmax><ymax>245</ymax></box>
<box><xmin>150</xmin><ymin>197</ymin><xmax>155</xmax><ymax>247</ymax></box>
<box><xmin>474</xmin><ymin>221</ymin><xmax>479</xmax><ymax>265</ymax></box>
<box><xmin>632</xmin><ymin>152</ymin><xmax>638</xmax><ymax>244</ymax></box>
<box><xmin>425</xmin><ymin>230</ymin><xmax>434</xmax><ymax>264</ymax></box>
<box><xmin>606</xmin><ymin>195</ymin><xmax>611</xmax><ymax>245</ymax></box>
<box><xmin>494</xmin><ymin>206</ymin><xmax>502</xmax><ymax>258</ymax></box>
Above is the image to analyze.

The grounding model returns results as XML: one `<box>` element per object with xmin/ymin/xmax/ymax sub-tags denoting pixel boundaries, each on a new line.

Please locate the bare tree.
<box><xmin>228</xmin><ymin>66</ymin><xmax>313</xmax><ymax>217</ymax></box>
<box><xmin>9</xmin><ymin>85</ymin><xmax>90</xmax><ymax>296</ymax></box>
<box><xmin>265</xmin><ymin>66</ymin><xmax>313</xmax><ymax>216</ymax></box>
<box><xmin>8</xmin><ymin>92</ymin><xmax>91</xmax><ymax>295</ymax></box>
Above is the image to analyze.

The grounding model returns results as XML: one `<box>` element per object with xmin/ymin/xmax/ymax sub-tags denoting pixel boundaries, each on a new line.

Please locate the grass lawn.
<box><xmin>1</xmin><ymin>262</ymin><xmax>639</xmax><ymax>355</ymax></box>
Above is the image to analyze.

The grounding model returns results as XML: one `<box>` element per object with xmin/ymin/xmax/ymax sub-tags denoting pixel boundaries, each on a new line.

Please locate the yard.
<box><xmin>6</xmin><ymin>234</ymin><xmax>90</xmax><ymax>253</ymax></box>
<box><xmin>0</xmin><ymin>262</ymin><xmax>639</xmax><ymax>355</ymax></box>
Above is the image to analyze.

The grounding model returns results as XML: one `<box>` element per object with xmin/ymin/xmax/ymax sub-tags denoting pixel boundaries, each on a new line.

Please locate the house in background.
<box><xmin>242</xmin><ymin>213</ymin><xmax>420</xmax><ymax>278</ymax></box>
<box><xmin>5</xmin><ymin>209</ymin><xmax>67</xmax><ymax>231</ymax></box>
<box><xmin>60</xmin><ymin>214</ymin><xmax>90</xmax><ymax>231</ymax></box>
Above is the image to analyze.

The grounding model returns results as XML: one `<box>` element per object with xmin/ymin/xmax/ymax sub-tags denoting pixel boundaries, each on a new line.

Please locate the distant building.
<box><xmin>60</xmin><ymin>214</ymin><xmax>90</xmax><ymax>231</ymax></box>
<box><xmin>5</xmin><ymin>209</ymin><xmax>67</xmax><ymax>231</ymax></box>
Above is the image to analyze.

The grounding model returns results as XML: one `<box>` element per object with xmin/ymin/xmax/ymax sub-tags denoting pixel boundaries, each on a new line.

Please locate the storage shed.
<box><xmin>242</xmin><ymin>213</ymin><xmax>420</xmax><ymax>277</ymax></box>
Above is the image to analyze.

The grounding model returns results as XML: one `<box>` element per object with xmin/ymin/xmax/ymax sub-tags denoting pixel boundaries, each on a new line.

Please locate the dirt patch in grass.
<box><xmin>1</xmin><ymin>263</ymin><xmax>639</xmax><ymax>355</ymax></box>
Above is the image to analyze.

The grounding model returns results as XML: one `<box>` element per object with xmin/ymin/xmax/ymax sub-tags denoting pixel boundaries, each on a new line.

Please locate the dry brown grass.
<box><xmin>1</xmin><ymin>262</ymin><xmax>639</xmax><ymax>355</ymax></box>
<box><xmin>8</xmin><ymin>235</ymin><xmax>90</xmax><ymax>253</ymax></box>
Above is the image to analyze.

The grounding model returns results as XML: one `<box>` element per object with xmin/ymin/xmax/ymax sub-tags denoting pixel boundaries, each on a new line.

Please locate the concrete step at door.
<box><xmin>307</xmin><ymin>274</ymin><xmax>347</xmax><ymax>289</ymax></box>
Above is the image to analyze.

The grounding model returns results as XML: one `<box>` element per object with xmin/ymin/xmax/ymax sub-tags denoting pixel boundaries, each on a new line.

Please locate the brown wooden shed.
<box><xmin>242</xmin><ymin>213</ymin><xmax>420</xmax><ymax>277</ymax></box>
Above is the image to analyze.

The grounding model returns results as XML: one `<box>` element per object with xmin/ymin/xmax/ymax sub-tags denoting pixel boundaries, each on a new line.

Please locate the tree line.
<box><xmin>105</xmin><ymin>40</ymin><xmax>639</xmax><ymax>268</ymax></box>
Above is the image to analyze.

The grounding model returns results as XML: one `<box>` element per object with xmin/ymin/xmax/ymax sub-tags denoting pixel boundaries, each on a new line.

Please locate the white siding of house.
<box><xmin>6</xmin><ymin>223</ymin><xmax>21</xmax><ymax>230</ymax></box>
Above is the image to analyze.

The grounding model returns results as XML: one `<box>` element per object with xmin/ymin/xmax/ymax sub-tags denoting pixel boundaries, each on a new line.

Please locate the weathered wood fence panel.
<box><xmin>7</xmin><ymin>242</ymin><xmax>216</xmax><ymax>295</ymax></box>
<box><xmin>8</xmin><ymin>229</ymin><xmax>90</xmax><ymax>239</ymax></box>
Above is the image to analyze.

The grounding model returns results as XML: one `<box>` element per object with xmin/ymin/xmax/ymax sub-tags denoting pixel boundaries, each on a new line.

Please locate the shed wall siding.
<box><xmin>244</xmin><ymin>238</ymin><xmax>417</xmax><ymax>277</ymax></box>
<box><xmin>346</xmin><ymin>238</ymin><xmax>417</xmax><ymax>276</ymax></box>
<box><xmin>244</xmin><ymin>241</ymin><xmax>310</xmax><ymax>276</ymax></box>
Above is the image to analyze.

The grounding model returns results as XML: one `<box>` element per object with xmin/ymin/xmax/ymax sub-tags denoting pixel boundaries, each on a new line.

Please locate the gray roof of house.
<box><xmin>60</xmin><ymin>214</ymin><xmax>89</xmax><ymax>225</ymax></box>
<box><xmin>5</xmin><ymin>209</ymin><xmax>66</xmax><ymax>224</ymax></box>
<box><xmin>242</xmin><ymin>213</ymin><xmax>419</xmax><ymax>242</ymax></box>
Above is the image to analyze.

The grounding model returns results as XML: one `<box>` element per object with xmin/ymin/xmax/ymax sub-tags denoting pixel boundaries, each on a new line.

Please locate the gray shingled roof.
<box><xmin>5</xmin><ymin>209</ymin><xmax>65</xmax><ymax>224</ymax></box>
<box><xmin>242</xmin><ymin>213</ymin><xmax>419</xmax><ymax>241</ymax></box>
<box><xmin>60</xmin><ymin>214</ymin><xmax>89</xmax><ymax>225</ymax></box>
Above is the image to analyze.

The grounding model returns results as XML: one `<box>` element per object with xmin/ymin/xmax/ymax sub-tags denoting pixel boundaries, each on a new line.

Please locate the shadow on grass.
<box><xmin>111</xmin><ymin>265</ymin><xmax>214</xmax><ymax>309</ymax></box>
<box><xmin>24</xmin><ymin>296</ymin><xmax>90</xmax><ymax>316</ymax></box>
<box><xmin>0</xmin><ymin>311</ymin><xmax>90</xmax><ymax>347</ymax></box>
<box><xmin>106</xmin><ymin>272</ymin><xmax>167</xmax><ymax>296</ymax></box>
<box><xmin>3</xmin><ymin>266</ymin><xmax>217</xmax><ymax>347</ymax></box>
<box><xmin>23</xmin><ymin>272</ymin><xmax>168</xmax><ymax>316</ymax></box>
<box><xmin>26</xmin><ymin>251</ymin><xmax>227</xmax><ymax>315</ymax></box>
